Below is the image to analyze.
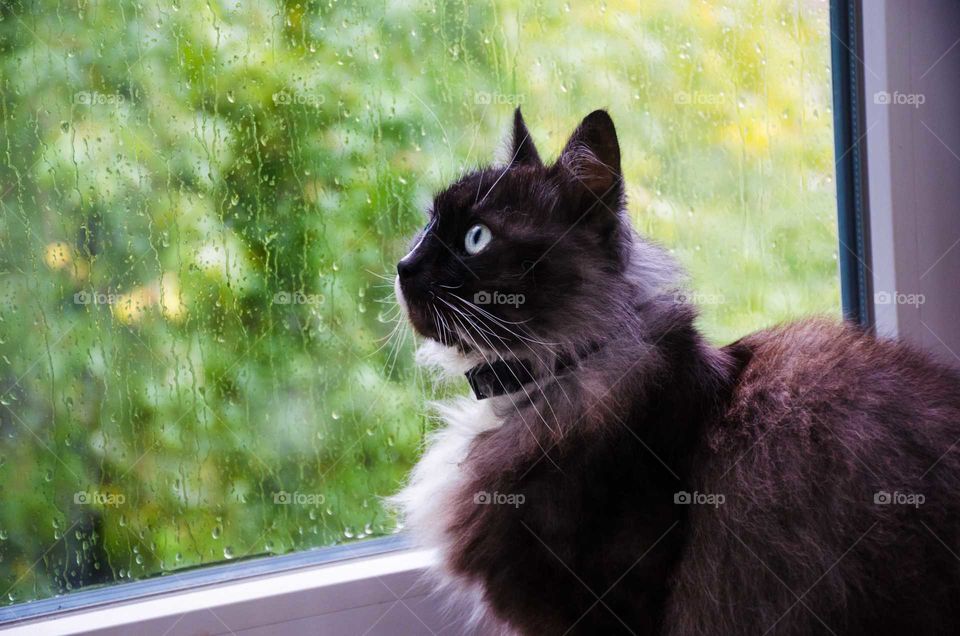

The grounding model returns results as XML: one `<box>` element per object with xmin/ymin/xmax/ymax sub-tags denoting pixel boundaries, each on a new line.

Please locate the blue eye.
<box><xmin>464</xmin><ymin>224</ymin><xmax>492</xmax><ymax>255</ymax></box>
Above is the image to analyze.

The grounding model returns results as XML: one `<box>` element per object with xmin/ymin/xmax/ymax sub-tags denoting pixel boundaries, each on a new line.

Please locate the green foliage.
<box><xmin>0</xmin><ymin>0</ymin><xmax>837</xmax><ymax>604</ymax></box>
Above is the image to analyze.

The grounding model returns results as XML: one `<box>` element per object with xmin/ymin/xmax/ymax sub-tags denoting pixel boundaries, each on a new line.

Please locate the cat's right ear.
<box><xmin>555</xmin><ymin>110</ymin><xmax>621</xmax><ymax>197</ymax></box>
<box><xmin>509</xmin><ymin>108</ymin><xmax>542</xmax><ymax>167</ymax></box>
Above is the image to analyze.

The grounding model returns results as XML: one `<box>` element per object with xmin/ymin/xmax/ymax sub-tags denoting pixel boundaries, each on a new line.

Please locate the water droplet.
<box><xmin>60</xmin><ymin>121</ymin><xmax>70</xmax><ymax>132</ymax></box>
<box><xmin>223</xmin><ymin>546</ymin><xmax>235</xmax><ymax>559</ymax></box>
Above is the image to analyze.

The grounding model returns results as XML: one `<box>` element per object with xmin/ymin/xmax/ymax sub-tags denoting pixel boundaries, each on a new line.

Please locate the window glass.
<box><xmin>0</xmin><ymin>0</ymin><xmax>837</xmax><ymax>605</ymax></box>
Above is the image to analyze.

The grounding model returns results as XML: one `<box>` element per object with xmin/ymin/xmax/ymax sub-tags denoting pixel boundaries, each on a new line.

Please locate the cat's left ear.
<box><xmin>509</xmin><ymin>108</ymin><xmax>542</xmax><ymax>167</ymax></box>
<box><xmin>556</xmin><ymin>110</ymin><xmax>622</xmax><ymax>196</ymax></box>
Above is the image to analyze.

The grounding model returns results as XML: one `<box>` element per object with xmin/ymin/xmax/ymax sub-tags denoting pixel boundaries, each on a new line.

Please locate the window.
<box><xmin>0</xmin><ymin>0</ymin><xmax>838</xmax><ymax>611</ymax></box>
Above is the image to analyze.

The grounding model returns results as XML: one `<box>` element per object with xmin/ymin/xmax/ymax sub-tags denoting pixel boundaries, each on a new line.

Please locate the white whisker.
<box><xmin>444</xmin><ymin>304</ymin><xmax>559</xmax><ymax>438</ymax></box>
<box><xmin>447</xmin><ymin>298</ymin><xmax>571</xmax><ymax>426</ymax></box>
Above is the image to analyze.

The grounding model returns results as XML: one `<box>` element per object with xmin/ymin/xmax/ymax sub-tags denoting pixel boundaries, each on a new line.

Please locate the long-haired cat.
<box><xmin>392</xmin><ymin>108</ymin><xmax>960</xmax><ymax>635</ymax></box>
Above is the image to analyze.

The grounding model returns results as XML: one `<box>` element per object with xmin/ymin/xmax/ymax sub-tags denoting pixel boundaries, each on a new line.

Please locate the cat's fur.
<box><xmin>392</xmin><ymin>109</ymin><xmax>960</xmax><ymax>635</ymax></box>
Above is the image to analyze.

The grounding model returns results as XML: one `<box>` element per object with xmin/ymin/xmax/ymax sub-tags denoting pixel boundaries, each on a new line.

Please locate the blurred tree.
<box><xmin>0</xmin><ymin>0</ymin><xmax>837</xmax><ymax>605</ymax></box>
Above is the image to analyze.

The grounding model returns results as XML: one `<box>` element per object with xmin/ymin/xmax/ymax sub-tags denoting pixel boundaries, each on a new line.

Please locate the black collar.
<box><xmin>464</xmin><ymin>342</ymin><xmax>602</xmax><ymax>400</ymax></box>
<box><xmin>465</xmin><ymin>358</ymin><xmax>538</xmax><ymax>400</ymax></box>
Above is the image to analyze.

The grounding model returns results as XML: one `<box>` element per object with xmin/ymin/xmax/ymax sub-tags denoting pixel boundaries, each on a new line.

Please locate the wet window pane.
<box><xmin>0</xmin><ymin>0</ymin><xmax>837</xmax><ymax>604</ymax></box>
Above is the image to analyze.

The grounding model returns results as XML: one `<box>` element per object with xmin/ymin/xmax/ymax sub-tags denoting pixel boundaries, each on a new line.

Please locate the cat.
<box><xmin>391</xmin><ymin>108</ymin><xmax>960</xmax><ymax>635</ymax></box>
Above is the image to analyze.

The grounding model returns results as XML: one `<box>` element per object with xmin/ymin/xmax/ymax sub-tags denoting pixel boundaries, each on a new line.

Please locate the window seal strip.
<box><xmin>830</xmin><ymin>0</ymin><xmax>874</xmax><ymax>327</ymax></box>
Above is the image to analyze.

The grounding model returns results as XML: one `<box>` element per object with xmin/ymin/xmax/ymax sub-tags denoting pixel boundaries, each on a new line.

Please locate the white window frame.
<box><xmin>860</xmin><ymin>0</ymin><xmax>960</xmax><ymax>361</ymax></box>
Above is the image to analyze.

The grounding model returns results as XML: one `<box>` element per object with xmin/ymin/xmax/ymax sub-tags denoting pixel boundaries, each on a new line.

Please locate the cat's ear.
<box><xmin>509</xmin><ymin>108</ymin><xmax>542</xmax><ymax>167</ymax></box>
<box><xmin>556</xmin><ymin>110</ymin><xmax>622</xmax><ymax>196</ymax></box>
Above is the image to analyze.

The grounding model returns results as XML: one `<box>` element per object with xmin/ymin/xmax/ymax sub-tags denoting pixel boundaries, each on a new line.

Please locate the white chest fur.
<box><xmin>391</xmin><ymin>395</ymin><xmax>507</xmax><ymax>630</ymax></box>
<box><xmin>387</xmin><ymin>330</ymin><xmax>512</xmax><ymax>626</ymax></box>
<box><xmin>394</xmin><ymin>395</ymin><xmax>502</xmax><ymax>557</ymax></box>
<box><xmin>390</xmin><ymin>287</ymin><xmax>512</xmax><ymax>628</ymax></box>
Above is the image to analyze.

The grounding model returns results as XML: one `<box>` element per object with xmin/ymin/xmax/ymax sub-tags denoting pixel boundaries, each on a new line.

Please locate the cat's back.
<box><xmin>665</xmin><ymin>318</ymin><xmax>960</xmax><ymax>635</ymax></box>
<box><xmin>710</xmin><ymin>316</ymin><xmax>960</xmax><ymax>510</ymax></box>
<box><xmin>721</xmin><ymin>317</ymin><xmax>960</xmax><ymax>441</ymax></box>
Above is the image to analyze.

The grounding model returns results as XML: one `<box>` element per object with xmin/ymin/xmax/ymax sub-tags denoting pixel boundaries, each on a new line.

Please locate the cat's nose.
<box><xmin>397</xmin><ymin>256</ymin><xmax>420</xmax><ymax>281</ymax></box>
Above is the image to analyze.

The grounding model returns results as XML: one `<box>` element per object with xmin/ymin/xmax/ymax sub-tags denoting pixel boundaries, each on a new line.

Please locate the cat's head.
<box><xmin>395</xmin><ymin>109</ymin><xmax>675</xmax><ymax>360</ymax></box>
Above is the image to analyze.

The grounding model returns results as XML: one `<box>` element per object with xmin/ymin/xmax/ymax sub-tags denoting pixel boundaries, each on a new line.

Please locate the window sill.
<box><xmin>0</xmin><ymin>538</ymin><xmax>445</xmax><ymax>635</ymax></box>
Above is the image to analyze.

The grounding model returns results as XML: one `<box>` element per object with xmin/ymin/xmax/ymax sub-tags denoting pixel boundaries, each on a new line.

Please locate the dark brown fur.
<box><xmin>397</xmin><ymin>110</ymin><xmax>960</xmax><ymax>635</ymax></box>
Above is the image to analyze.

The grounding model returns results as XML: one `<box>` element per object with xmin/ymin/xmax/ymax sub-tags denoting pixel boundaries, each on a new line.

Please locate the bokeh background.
<box><xmin>0</xmin><ymin>0</ymin><xmax>838</xmax><ymax>605</ymax></box>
